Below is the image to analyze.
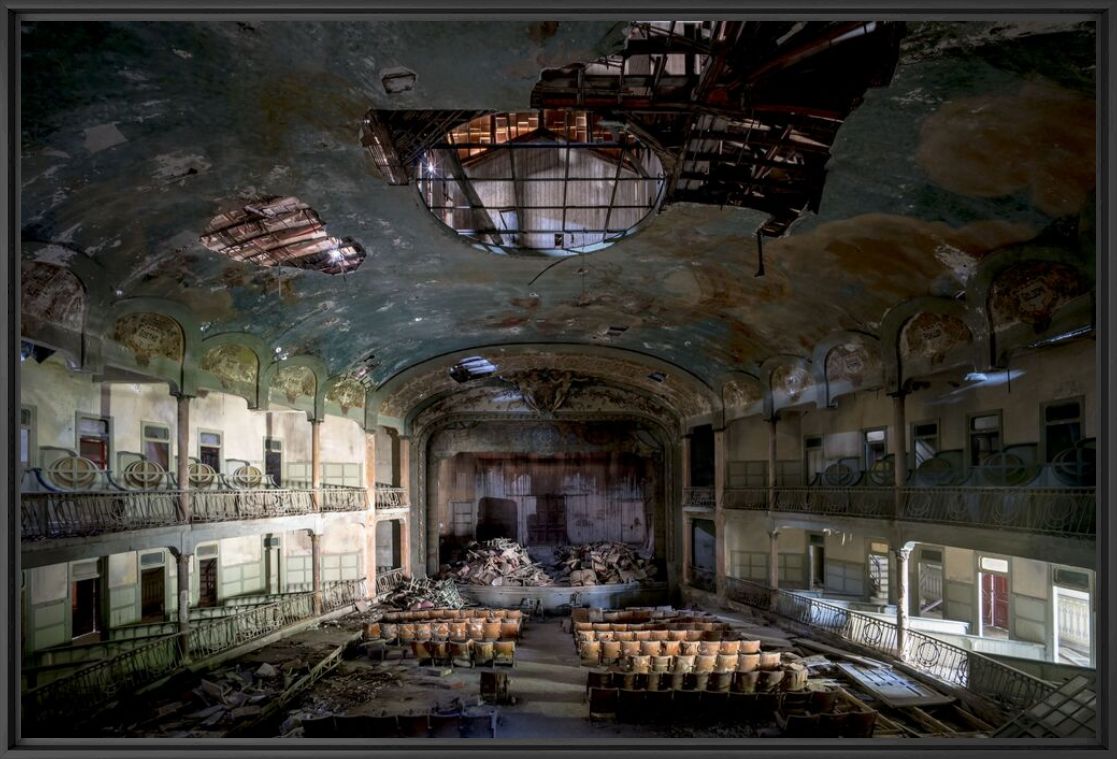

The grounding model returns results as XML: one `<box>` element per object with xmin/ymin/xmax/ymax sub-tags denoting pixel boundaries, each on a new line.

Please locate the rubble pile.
<box><xmin>553</xmin><ymin>542</ymin><xmax>657</xmax><ymax>586</ymax></box>
<box><xmin>443</xmin><ymin>539</ymin><xmax>554</xmax><ymax>587</ymax></box>
<box><xmin>381</xmin><ymin>576</ymin><xmax>467</xmax><ymax>609</ymax></box>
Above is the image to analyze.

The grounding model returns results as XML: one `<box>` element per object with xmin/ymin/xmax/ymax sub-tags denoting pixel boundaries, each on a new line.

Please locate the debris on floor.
<box><xmin>553</xmin><ymin>542</ymin><xmax>657</xmax><ymax>585</ymax></box>
<box><xmin>381</xmin><ymin>577</ymin><xmax>467</xmax><ymax>609</ymax></box>
<box><xmin>443</xmin><ymin>539</ymin><xmax>555</xmax><ymax>587</ymax></box>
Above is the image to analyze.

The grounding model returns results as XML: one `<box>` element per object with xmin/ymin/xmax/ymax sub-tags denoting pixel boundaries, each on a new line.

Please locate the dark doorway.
<box><xmin>809</xmin><ymin>533</ymin><xmax>826</xmax><ymax>589</ymax></box>
<box><xmin>198</xmin><ymin>558</ymin><xmax>219</xmax><ymax>607</ymax></box>
<box><xmin>265</xmin><ymin>438</ymin><xmax>283</xmax><ymax>487</ymax></box>
<box><xmin>377</xmin><ymin>520</ymin><xmax>403</xmax><ymax>571</ymax></box>
<box><xmin>71</xmin><ymin>578</ymin><xmax>101</xmax><ymax>640</ymax></box>
<box><xmin>476</xmin><ymin>497</ymin><xmax>518</xmax><ymax>541</ymax></box>
<box><xmin>140</xmin><ymin>567</ymin><xmax>166</xmax><ymax>622</ymax></box>
<box><xmin>690</xmin><ymin>425</ymin><xmax>714</xmax><ymax>487</ymax></box>
<box><xmin>691</xmin><ymin>518</ymin><xmax>716</xmax><ymax>591</ymax></box>
<box><xmin>981</xmin><ymin>572</ymin><xmax>1009</xmax><ymax>632</ymax></box>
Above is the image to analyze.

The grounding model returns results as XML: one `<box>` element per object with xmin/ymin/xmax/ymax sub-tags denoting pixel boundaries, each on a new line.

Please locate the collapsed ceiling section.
<box><xmin>200</xmin><ymin>197</ymin><xmax>366</xmax><ymax>275</ymax></box>
<box><xmin>365</xmin><ymin>20</ymin><xmax>904</xmax><ymax>242</ymax></box>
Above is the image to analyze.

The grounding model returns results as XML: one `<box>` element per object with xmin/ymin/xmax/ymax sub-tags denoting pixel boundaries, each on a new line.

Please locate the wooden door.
<box><xmin>140</xmin><ymin>567</ymin><xmax>166</xmax><ymax>622</ymax></box>
<box><xmin>198</xmin><ymin>558</ymin><xmax>218</xmax><ymax>607</ymax></box>
<box><xmin>981</xmin><ymin>573</ymin><xmax>1009</xmax><ymax>630</ymax></box>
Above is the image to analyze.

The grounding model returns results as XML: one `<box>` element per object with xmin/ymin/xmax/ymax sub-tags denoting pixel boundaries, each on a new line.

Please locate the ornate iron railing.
<box><xmin>322</xmin><ymin>578</ymin><xmax>369</xmax><ymax>610</ymax></box>
<box><xmin>683</xmin><ymin>487</ymin><xmax>715</xmax><ymax>509</ymax></box>
<box><xmin>187</xmin><ymin>592</ymin><xmax>316</xmax><ymax>659</ymax></box>
<box><xmin>725</xmin><ymin>576</ymin><xmax>1055</xmax><ymax>713</ymax></box>
<box><xmin>375</xmin><ymin>567</ymin><xmax>406</xmax><ymax>595</ymax></box>
<box><xmin>22</xmin><ymin>487</ymin><xmax>372</xmax><ymax>540</ymax></box>
<box><xmin>720</xmin><ymin>486</ymin><xmax>1095</xmax><ymax>538</ymax></box>
<box><xmin>374</xmin><ymin>485</ymin><xmax>409</xmax><ymax>509</ymax></box>
<box><xmin>20</xmin><ymin>491</ymin><xmax>183</xmax><ymax>539</ymax></box>
<box><xmin>687</xmin><ymin>564</ymin><xmax>717</xmax><ymax>592</ymax></box>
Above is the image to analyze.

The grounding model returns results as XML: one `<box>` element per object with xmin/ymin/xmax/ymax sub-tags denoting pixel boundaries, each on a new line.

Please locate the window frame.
<box><xmin>140</xmin><ymin>420</ymin><xmax>172</xmax><ymax>469</ymax></box>
<box><xmin>198</xmin><ymin>428</ymin><xmax>224</xmax><ymax>473</ymax></box>
<box><xmin>1040</xmin><ymin>396</ymin><xmax>1085</xmax><ymax>464</ymax></box>
<box><xmin>862</xmin><ymin>426</ymin><xmax>888</xmax><ymax>471</ymax></box>
<box><xmin>910</xmin><ymin>418</ymin><xmax>940</xmax><ymax>470</ymax></box>
<box><xmin>966</xmin><ymin>410</ymin><xmax>1004</xmax><ymax>470</ymax></box>
<box><xmin>20</xmin><ymin>404</ymin><xmax>37</xmax><ymax>469</ymax></box>
<box><xmin>75</xmin><ymin>413</ymin><xmax>113</xmax><ymax>470</ymax></box>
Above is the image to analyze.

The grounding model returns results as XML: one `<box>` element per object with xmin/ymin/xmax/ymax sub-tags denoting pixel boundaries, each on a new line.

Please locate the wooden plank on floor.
<box><xmin>792</xmin><ymin>638</ymin><xmax>889</xmax><ymax>669</ymax></box>
<box><xmin>835</xmin><ymin>662</ymin><xmax>954</xmax><ymax>708</ymax></box>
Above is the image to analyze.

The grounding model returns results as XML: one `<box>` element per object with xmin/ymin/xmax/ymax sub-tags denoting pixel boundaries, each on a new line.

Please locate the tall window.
<box><xmin>863</xmin><ymin>428</ymin><xmax>888</xmax><ymax>469</ymax></box>
<box><xmin>199</xmin><ymin>431</ymin><xmax>222</xmax><ymax>472</ymax></box>
<box><xmin>77</xmin><ymin>415</ymin><xmax>111</xmax><ymax>469</ymax></box>
<box><xmin>20</xmin><ymin>406</ymin><xmax>34</xmax><ymax>469</ymax></box>
<box><xmin>142</xmin><ymin>423</ymin><xmax>171</xmax><ymax>469</ymax></box>
<box><xmin>912</xmin><ymin>421</ymin><xmax>939</xmax><ymax>468</ymax></box>
<box><xmin>1043</xmin><ymin>399</ymin><xmax>1083</xmax><ymax>462</ymax></box>
<box><xmin>804</xmin><ymin>436</ymin><xmax>824</xmax><ymax>484</ymax></box>
<box><xmin>968</xmin><ymin>412</ymin><xmax>1002</xmax><ymax>467</ymax></box>
<box><xmin>265</xmin><ymin>437</ymin><xmax>283</xmax><ymax>487</ymax></box>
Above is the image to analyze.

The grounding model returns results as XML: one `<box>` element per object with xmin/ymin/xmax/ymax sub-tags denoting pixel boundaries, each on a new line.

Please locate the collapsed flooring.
<box><xmin>85</xmin><ymin>602</ymin><xmax>1005</xmax><ymax>739</ymax></box>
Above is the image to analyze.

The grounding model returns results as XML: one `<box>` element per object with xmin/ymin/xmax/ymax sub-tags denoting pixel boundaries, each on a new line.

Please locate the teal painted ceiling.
<box><xmin>20</xmin><ymin>20</ymin><xmax>1096</xmax><ymax>393</ymax></box>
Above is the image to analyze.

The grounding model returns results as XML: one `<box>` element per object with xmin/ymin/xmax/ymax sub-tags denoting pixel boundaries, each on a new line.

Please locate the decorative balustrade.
<box><xmin>721</xmin><ymin>485</ymin><xmax>1095</xmax><ymax>539</ymax></box>
<box><xmin>375</xmin><ymin>567</ymin><xmax>406</xmax><ymax>595</ymax></box>
<box><xmin>22</xmin><ymin>486</ymin><xmax>373</xmax><ymax>541</ymax></box>
<box><xmin>373</xmin><ymin>485</ymin><xmax>409</xmax><ymax>510</ymax></box>
<box><xmin>683</xmin><ymin>487</ymin><xmax>715</xmax><ymax>509</ymax></box>
<box><xmin>725</xmin><ymin>576</ymin><xmax>1055</xmax><ymax>713</ymax></box>
<box><xmin>687</xmin><ymin>564</ymin><xmax>717</xmax><ymax>592</ymax></box>
<box><xmin>24</xmin><ymin>579</ymin><xmax>371</xmax><ymax>731</ymax></box>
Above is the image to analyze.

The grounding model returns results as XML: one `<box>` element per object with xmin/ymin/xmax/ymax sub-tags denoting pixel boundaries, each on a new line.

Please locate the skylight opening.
<box><xmin>416</xmin><ymin>109</ymin><xmax>666</xmax><ymax>256</ymax></box>
<box><xmin>450</xmin><ymin>356</ymin><xmax>498</xmax><ymax>383</ymax></box>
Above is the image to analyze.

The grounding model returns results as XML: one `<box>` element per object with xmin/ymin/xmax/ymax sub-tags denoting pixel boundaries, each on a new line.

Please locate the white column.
<box><xmin>895</xmin><ymin>545</ymin><xmax>912</xmax><ymax>660</ymax></box>
<box><xmin>767</xmin><ymin>416</ymin><xmax>778</xmax><ymax>508</ymax></box>
<box><xmin>714</xmin><ymin>428</ymin><xmax>727</xmax><ymax>602</ymax></box>
<box><xmin>176</xmin><ymin>394</ymin><xmax>191</xmax><ymax>522</ymax></box>
<box><xmin>310</xmin><ymin>419</ymin><xmax>322</xmax><ymax>511</ymax></box>
<box><xmin>311</xmin><ymin>532</ymin><xmax>323</xmax><ymax>614</ymax></box>
<box><xmin>768</xmin><ymin>530</ymin><xmax>780</xmax><ymax>589</ymax></box>
<box><xmin>177</xmin><ymin>551</ymin><xmax>191</xmax><ymax>661</ymax></box>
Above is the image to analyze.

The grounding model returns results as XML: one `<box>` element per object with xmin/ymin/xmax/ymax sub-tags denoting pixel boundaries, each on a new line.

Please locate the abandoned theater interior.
<box><xmin>13</xmin><ymin>17</ymin><xmax>1101</xmax><ymax>742</ymax></box>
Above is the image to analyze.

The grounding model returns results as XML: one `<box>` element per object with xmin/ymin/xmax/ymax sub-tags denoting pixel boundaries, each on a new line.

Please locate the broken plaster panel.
<box><xmin>771</xmin><ymin>364</ymin><xmax>814</xmax><ymax>406</ymax></box>
<box><xmin>899</xmin><ymin>312</ymin><xmax>973</xmax><ymax>365</ymax></box>
<box><xmin>21</xmin><ymin>261</ymin><xmax>84</xmax><ymax>333</ymax></box>
<box><xmin>200</xmin><ymin>343</ymin><xmax>259</xmax><ymax>398</ymax></box>
<box><xmin>825</xmin><ymin>339</ymin><xmax>883</xmax><ymax>394</ymax></box>
<box><xmin>325</xmin><ymin>376</ymin><xmax>366</xmax><ymax>415</ymax></box>
<box><xmin>272</xmin><ymin>364</ymin><xmax>317</xmax><ymax>404</ymax></box>
<box><xmin>988</xmin><ymin>261</ymin><xmax>1087</xmax><ymax>332</ymax></box>
<box><xmin>111</xmin><ymin>312</ymin><xmax>183</xmax><ymax>367</ymax></box>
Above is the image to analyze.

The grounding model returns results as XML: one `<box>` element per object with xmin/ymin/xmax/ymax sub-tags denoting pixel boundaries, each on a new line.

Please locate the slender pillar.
<box><xmin>768</xmin><ymin>530</ymin><xmax>780</xmax><ymax>589</ymax></box>
<box><xmin>680</xmin><ymin>436</ymin><xmax>693</xmax><ymax>585</ymax></box>
<box><xmin>363</xmin><ymin>432</ymin><xmax>378</xmax><ymax>592</ymax></box>
<box><xmin>311</xmin><ymin>532</ymin><xmax>323</xmax><ymax>614</ymax></box>
<box><xmin>310</xmin><ymin>419</ymin><xmax>322</xmax><ymax>511</ymax></box>
<box><xmin>713</xmin><ymin>428</ymin><xmax>727</xmax><ymax>602</ymax></box>
<box><xmin>177</xmin><ymin>551</ymin><xmax>192</xmax><ymax>661</ymax></box>
<box><xmin>176</xmin><ymin>394</ymin><xmax>192</xmax><ymax>522</ymax></box>
<box><xmin>767</xmin><ymin>416</ymin><xmax>778</xmax><ymax>508</ymax></box>
<box><xmin>892</xmin><ymin>392</ymin><xmax>907</xmax><ymax>518</ymax></box>
<box><xmin>895</xmin><ymin>545</ymin><xmax>912</xmax><ymax>660</ymax></box>
<box><xmin>398</xmin><ymin>436</ymin><xmax>411</xmax><ymax>495</ymax></box>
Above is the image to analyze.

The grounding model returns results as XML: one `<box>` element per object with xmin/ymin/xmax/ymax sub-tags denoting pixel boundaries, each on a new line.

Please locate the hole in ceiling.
<box><xmin>381</xmin><ymin>66</ymin><xmax>417</xmax><ymax>94</ymax></box>
<box><xmin>449</xmin><ymin>356</ymin><xmax>498</xmax><ymax>383</ymax></box>
<box><xmin>647</xmin><ymin>371</ymin><xmax>667</xmax><ymax>383</ymax></box>
<box><xmin>415</xmin><ymin>109</ymin><xmax>666</xmax><ymax>256</ymax></box>
<box><xmin>200</xmin><ymin>196</ymin><xmax>366</xmax><ymax>274</ymax></box>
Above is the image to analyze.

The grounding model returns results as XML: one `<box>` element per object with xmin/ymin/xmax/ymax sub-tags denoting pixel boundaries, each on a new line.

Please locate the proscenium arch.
<box><xmin>369</xmin><ymin>342</ymin><xmax>722</xmax><ymax>433</ymax></box>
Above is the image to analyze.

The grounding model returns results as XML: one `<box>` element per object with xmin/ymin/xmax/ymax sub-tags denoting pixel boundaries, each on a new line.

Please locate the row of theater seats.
<box><xmin>571</xmin><ymin>607</ymin><xmax>721</xmax><ymax>624</ymax></box>
<box><xmin>364</xmin><ymin>618</ymin><xmax>521</xmax><ymax>642</ymax></box>
<box><xmin>589</xmin><ymin>688</ymin><xmax>877</xmax><ymax>736</ymax></box>
<box><xmin>408</xmin><ymin>638</ymin><xmax>516</xmax><ymax>668</ymax></box>
<box><xmin>579</xmin><ymin>641</ymin><xmax>779</xmax><ymax>668</ymax></box>
<box><xmin>576</xmin><ymin>636</ymin><xmax>763</xmax><ymax>656</ymax></box>
<box><xmin>586</xmin><ymin>664</ymin><xmax>797</xmax><ymax>694</ymax></box>
<box><xmin>572</xmin><ymin>621</ymin><xmax>731</xmax><ymax>634</ymax></box>
<box><xmin>378</xmin><ymin>608</ymin><xmax>523</xmax><ymax>622</ymax></box>
<box><xmin>301</xmin><ymin>710</ymin><xmax>497</xmax><ymax>738</ymax></box>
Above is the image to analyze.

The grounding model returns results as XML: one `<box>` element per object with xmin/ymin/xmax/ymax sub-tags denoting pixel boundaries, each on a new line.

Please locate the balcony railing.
<box><xmin>23</xmin><ymin>579</ymin><xmax>369</xmax><ymax>733</ymax></box>
<box><xmin>374</xmin><ymin>485</ymin><xmax>409</xmax><ymax>510</ymax></box>
<box><xmin>725</xmin><ymin>576</ymin><xmax>1055</xmax><ymax>714</ymax></box>
<box><xmin>375</xmin><ymin>567</ymin><xmax>406</xmax><ymax>595</ymax></box>
<box><xmin>687</xmin><ymin>564</ymin><xmax>717</xmax><ymax>592</ymax></box>
<box><xmin>21</xmin><ymin>487</ymin><xmax>371</xmax><ymax>541</ymax></box>
<box><xmin>721</xmin><ymin>485</ymin><xmax>1095</xmax><ymax>539</ymax></box>
<box><xmin>683</xmin><ymin>487</ymin><xmax>715</xmax><ymax>509</ymax></box>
